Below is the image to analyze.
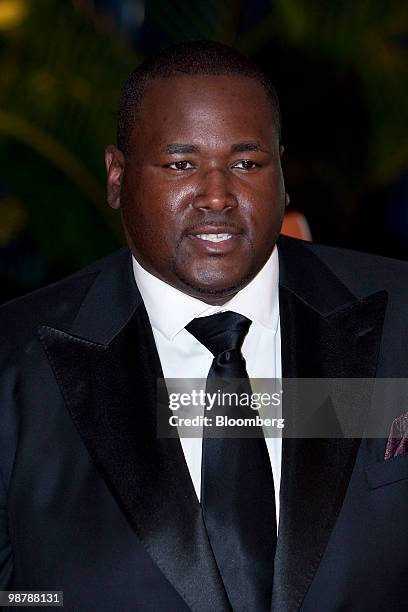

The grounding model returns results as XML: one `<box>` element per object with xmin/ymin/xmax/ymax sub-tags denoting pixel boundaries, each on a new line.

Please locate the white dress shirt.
<box><xmin>133</xmin><ymin>247</ymin><xmax>282</xmax><ymax>527</ymax></box>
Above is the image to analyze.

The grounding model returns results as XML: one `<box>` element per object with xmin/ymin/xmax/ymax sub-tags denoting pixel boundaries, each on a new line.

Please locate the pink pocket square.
<box><xmin>384</xmin><ymin>412</ymin><xmax>408</xmax><ymax>460</ymax></box>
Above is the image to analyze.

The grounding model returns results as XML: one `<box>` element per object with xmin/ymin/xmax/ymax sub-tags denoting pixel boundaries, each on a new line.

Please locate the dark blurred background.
<box><xmin>0</xmin><ymin>0</ymin><xmax>407</xmax><ymax>303</ymax></box>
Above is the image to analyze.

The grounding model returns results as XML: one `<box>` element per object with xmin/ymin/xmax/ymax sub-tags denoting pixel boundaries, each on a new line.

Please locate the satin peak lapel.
<box><xmin>39</xmin><ymin>300</ymin><xmax>230</xmax><ymax>612</ymax></box>
<box><xmin>273</xmin><ymin>238</ymin><xmax>388</xmax><ymax>612</ymax></box>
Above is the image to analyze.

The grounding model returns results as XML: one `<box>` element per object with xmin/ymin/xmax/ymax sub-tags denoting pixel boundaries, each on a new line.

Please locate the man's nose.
<box><xmin>192</xmin><ymin>168</ymin><xmax>236</xmax><ymax>211</ymax></box>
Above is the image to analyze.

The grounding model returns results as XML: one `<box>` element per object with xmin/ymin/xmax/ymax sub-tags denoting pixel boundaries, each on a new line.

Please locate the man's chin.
<box><xmin>174</xmin><ymin>269</ymin><xmax>252</xmax><ymax>303</ymax></box>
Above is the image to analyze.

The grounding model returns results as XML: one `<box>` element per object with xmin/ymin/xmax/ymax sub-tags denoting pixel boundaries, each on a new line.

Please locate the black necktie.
<box><xmin>186</xmin><ymin>311</ymin><xmax>276</xmax><ymax>612</ymax></box>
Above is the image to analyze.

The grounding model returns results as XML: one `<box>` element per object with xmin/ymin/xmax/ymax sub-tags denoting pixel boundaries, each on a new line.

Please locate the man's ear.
<box><xmin>279</xmin><ymin>144</ymin><xmax>285</xmax><ymax>158</ymax></box>
<box><xmin>105</xmin><ymin>145</ymin><xmax>125</xmax><ymax>210</ymax></box>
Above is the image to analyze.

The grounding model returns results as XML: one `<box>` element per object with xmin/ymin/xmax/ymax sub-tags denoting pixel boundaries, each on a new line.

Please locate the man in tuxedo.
<box><xmin>1</xmin><ymin>40</ymin><xmax>408</xmax><ymax>612</ymax></box>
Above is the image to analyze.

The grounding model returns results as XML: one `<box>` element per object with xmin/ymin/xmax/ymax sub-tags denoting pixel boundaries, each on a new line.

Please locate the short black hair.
<box><xmin>117</xmin><ymin>40</ymin><xmax>281</xmax><ymax>154</ymax></box>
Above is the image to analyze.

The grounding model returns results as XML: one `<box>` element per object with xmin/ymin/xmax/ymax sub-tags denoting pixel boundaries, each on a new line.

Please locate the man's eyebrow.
<box><xmin>163</xmin><ymin>142</ymin><xmax>269</xmax><ymax>155</ymax></box>
<box><xmin>231</xmin><ymin>142</ymin><xmax>268</xmax><ymax>153</ymax></box>
<box><xmin>163</xmin><ymin>143</ymin><xmax>200</xmax><ymax>154</ymax></box>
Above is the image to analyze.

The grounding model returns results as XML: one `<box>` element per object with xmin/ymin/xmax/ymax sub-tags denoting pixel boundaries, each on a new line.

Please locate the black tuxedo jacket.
<box><xmin>1</xmin><ymin>236</ymin><xmax>408</xmax><ymax>612</ymax></box>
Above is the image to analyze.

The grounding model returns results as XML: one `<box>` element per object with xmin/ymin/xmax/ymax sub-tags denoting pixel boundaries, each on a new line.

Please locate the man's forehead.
<box><xmin>137</xmin><ymin>75</ymin><xmax>277</xmax><ymax>135</ymax></box>
<box><xmin>140</xmin><ymin>75</ymin><xmax>272</xmax><ymax>115</ymax></box>
<box><xmin>140</xmin><ymin>73</ymin><xmax>270</xmax><ymax>106</ymax></box>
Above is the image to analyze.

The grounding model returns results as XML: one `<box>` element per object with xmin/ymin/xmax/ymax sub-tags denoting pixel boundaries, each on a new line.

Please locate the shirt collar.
<box><xmin>132</xmin><ymin>246</ymin><xmax>279</xmax><ymax>341</ymax></box>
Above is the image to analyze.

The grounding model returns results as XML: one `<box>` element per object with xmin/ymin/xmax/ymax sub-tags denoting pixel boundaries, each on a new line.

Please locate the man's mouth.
<box><xmin>195</xmin><ymin>233</ymin><xmax>234</xmax><ymax>243</ymax></box>
<box><xmin>184</xmin><ymin>226</ymin><xmax>243</xmax><ymax>254</ymax></box>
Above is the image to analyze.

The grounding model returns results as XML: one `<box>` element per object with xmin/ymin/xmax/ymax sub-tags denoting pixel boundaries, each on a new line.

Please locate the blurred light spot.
<box><xmin>0</xmin><ymin>0</ymin><xmax>29</xmax><ymax>30</ymax></box>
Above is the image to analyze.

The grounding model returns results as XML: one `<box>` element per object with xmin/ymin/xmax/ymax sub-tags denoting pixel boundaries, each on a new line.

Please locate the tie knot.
<box><xmin>186</xmin><ymin>311</ymin><xmax>251</xmax><ymax>357</ymax></box>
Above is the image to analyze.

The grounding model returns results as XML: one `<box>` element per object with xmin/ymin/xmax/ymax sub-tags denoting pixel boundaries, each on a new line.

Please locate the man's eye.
<box><xmin>167</xmin><ymin>161</ymin><xmax>194</xmax><ymax>170</ymax></box>
<box><xmin>233</xmin><ymin>160</ymin><xmax>259</xmax><ymax>170</ymax></box>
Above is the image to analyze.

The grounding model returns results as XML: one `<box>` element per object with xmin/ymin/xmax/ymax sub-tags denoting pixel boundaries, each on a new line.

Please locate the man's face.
<box><xmin>106</xmin><ymin>75</ymin><xmax>285</xmax><ymax>304</ymax></box>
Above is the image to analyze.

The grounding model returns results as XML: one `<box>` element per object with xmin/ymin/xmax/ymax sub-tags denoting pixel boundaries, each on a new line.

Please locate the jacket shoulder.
<box><xmin>304</xmin><ymin>240</ymin><xmax>408</xmax><ymax>295</ymax></box>
<box><xmin>0</xmin><ymin>248</ymin><xmax>130</xmax><ymax>343</ymax></box>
